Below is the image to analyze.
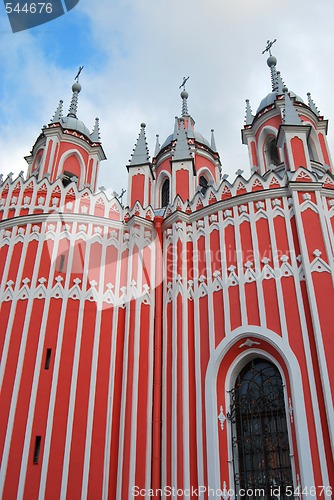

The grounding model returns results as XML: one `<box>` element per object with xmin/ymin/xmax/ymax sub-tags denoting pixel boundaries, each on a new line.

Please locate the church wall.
<box><xmin>161</xmin><ymin>175</ymin><xmax>334</xmax><ymax>497</ymax></box>
<box><xmin>0</xmin><ymin>177</ymin><xmax>159</xmax><ymax>499</ymax></box>
<box><xmin>1</xmin><ymin>56</ymin><xmax>334</xmax><ymax>499</ymax></box>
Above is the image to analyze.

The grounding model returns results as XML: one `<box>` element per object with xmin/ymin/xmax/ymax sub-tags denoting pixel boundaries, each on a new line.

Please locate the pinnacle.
<box><xmin>211</xmin><ymin>129</ymin><xmax>217</xmax><ymax>151</ymax></box>
<box><xmin>154</xmin><ymin>134</ymin><xmax>161</xmax><ymax>156</ymax></box>
<box><xmin>173</xmin><ymin>118</ymin><xmax>192</xmax><ymax>161</ymax></box>
<box><xmin>67</xmin><ymin>81</ymin><xmax>81</xmax><ymax>118</ymax></box>
<box><xmin>129</xmin><ymin>123</ymin><xmax>150</xmax><ymax>166</ymax></box>
<box><xmin>307</xmin><ymin>92</ymin><xmax>321</xmax><ymax>116</ymax></box>
<box><xmin>50</xmin><ymin>100</ymin><xmax>63</xmax><ymax>123</ymax></box>
<box><xmin>283</xmin><ymin>90</ymin><xmax>302</xmax><ymax>125</ymax></box>
<box><xmin>245</xmin><ymin>99</ymin><xmax>254</xmax><ymax>126</ymax></box>
<box><xmin>90</xmin><ymin>118</ymin><xmax>101</xmax><ymax>142</ymax></box>
<box><xmin>276</xmin><ymin>71</ymin><xmax>285</xmax><ymax>94</ymax></box>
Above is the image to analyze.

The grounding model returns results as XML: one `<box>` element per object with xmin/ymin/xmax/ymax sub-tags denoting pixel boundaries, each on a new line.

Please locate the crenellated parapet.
<box><xmin>161</xmin><ymin>166</ymin><xmax>334</xmax><ymax>219</ymax></box>
<box><xmin>0</xmin><ymin>173</ymin><xmax>123</xmax><ymax>223</ymax></box>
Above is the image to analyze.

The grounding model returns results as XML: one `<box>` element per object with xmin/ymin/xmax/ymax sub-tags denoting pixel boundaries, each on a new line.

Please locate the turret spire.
<box><xmin>154</xmin><ymin>134</ymin><xmax>161</xmax><ymax>156</ymax></box>
<box><xmin>283</xmin><ymin>88</ymin><xmax>302</xmax><ymax>125</ymax></box>
<box><xmin>67</xmin><ymin>81</ymin><xmax>82</xmax><ymax>118</ymax></box>
<box><xmin>245</xmin><ymin>99</ymin><xmax>254</xmax><ymax>125</ymax></box>
<box><xmin>129</xmin><ymin>123</ymin><xmax>150</xmax><ymax>165</ymax></box>
<box><xmin>174</xmin><ymin>116</ymin><xmax>178</xmax><ymax>137</ymax></box>
<box><xmin>50</xmin><ymin>99</ymin><xmax>63</xmax><ymax>123</ymax></box>
<box><xmin>90</xmin><ymin>118</ymin><xmax>101</xmax><ymax>142</ymax></box>
<box><xmin>307</xmin><ymin>92</ymin><xmax>321</xmax><ymax>116</ymax></box>
<box><xmin>178</xmin><ymin>76</ymin><xmax>191</xmax><ymax>117</ymax></box>
<box><xmin>276</xmin><ymin>71</ymin><xmax>285</xmax><ymax>94</ymax></box>
<box><xmin>211</xmin><ymin>129</ymin><xmax>217</xmax><ymax>151</ymax></box>
<box><xmin>262</xmin><ymin>39</ymin><xmax>280</xmax><ymax>92</ymax></box>
<box><xmin>173</xmin><ymin>118</ymin><xmax>192</xmax><ymax>160</ymax></box>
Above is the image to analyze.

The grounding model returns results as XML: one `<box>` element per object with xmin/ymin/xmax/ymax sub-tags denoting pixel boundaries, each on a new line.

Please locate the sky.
<box><xmin>0</xmin><ymin>0</ymin><xmax>334</xmax><ymax>202</ymax></box>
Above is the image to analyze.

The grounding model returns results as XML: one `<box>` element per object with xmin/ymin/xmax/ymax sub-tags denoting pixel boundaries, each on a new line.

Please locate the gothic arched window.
<box><xmin>199</xmin><ymin>175</ymin><xmax>209</xmax><ymax>195</ymax></box>
<box><xmin>161</xmin><ymin>178</ymin><xmax>170</xmax><ymax>207</ymax></box>
<box><xmin>32</xmin><ymin>151</ymin><xmax>43</xmax><ymax>176</ymax></box>
<box><xmin>265</xmin><ymin>137</ymin><xmax>280</xmax><ymax>167</ymax></box>
<box><xmin>307</xmin><ymin>139</ymin><xmax>318</xmax><ymax>162</ymax></box>
<box><xmin>230</xmin><ymin>358</ymin><xmax>293</xmax><ymax>499</ymax></box>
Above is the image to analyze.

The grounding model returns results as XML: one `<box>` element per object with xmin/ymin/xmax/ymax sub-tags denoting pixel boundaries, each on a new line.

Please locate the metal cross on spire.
<box><xmin>262</xmin><ymin>39</ymin><xmax>277</xmax><ymax>56</ymax></box>
<box><xmin>179</xmin><ymin>76</ymin><xmax>190</xmax><ymax>91</ymax></box>
<box><xmin>75</xmin><ymin>66</ymin><xmax>84</xmax><ymax>82</ymax></box>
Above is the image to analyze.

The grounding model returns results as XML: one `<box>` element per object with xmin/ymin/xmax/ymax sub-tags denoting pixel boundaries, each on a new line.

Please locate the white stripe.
<box><xmin>265</xmin><ymin>199</ymin><xmax>289</xmax><ymax>341</ymax></box>
<box><xmin>171</xmin><ymin>227</ymin><xmax>177</xmax><ymax>489</ymax></box>
<box><xmin>60</xmin><ymin>232</ymin><xmax>93</xmax><ymax>499</ymax></box>
<box><xmin>115</xmin><ymin>236</ymin><xmax>134</xmax><ymax>499</ymax></box>
<box><xmin>233</xmin><ymin>206</ymin><xmax>248</xmax><ymax>325</ymax></box>
<box><xmin>181</xmin><ymin>222</ymin><xmax>190</xmax><ymax>492</ymax></box>
<box><xmin>144</xmin><ymin>234</ymin><xmax>156</xmax><ymax>492</ymax></box>
<box><xmin>161</xmin><ymin>237</ymin><xmax>169</xmax><ymax>491</ymax></box>
<box><xmin>204</xmin><ymin>215</ymin><xmax>215</xmax><ymax>353</ymax></box>
<box><xmin>218</xmin><ymin>211</ymin><xmax>231</xmax><ymax>335</ymax></box>
<box><xmin>128</xmin><ymin>228</ymin><xmax>145</xmax><ymax>498</ymax></box>
<box><xmin>38</xmin><ymin>224</ymin><xmax>79</xmax><ymax>499</ymax></box>
<box><xmin>17</xmin><ymin>221</ymin><xmax>62</xmax><ymax>499</ymax></box>
<box><xmin>192</xmin><ymin>222</ymin><xmax>205</xmax><ymax>499</ymax></box>
<box><xmin>81</xmin><ymin>228</ymin><xmax>108</xmax><ymax>500</ymax></box>
<box><xmin>102</xmin><ymin>232</ymin><xmax>123</xmax><ymax>499</ymax></box>
<box><xmin>248</xmin><ymin>201</ymin><xmax>267</xmax><ymax>327</ymax></box>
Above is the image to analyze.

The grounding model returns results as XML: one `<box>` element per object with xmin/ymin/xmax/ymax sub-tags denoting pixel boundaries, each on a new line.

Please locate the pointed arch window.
<box><xmin>307</xmin><ymin>139</ymin><xmax>318</xmax><ymax>162</ymax></box>
<box><xmin>161</xmin><ymin>178</ymin><xmax>170</xmax><ymax>207</ymax></box>
<box><xmin>265</xmin><ymin>137</ymin><xmax>280</xmax><ymax>167</ymax></box>
<box><xmin>32</xmin><ymin>151</ymin><xmax>43</xmax><ymax>176</ymax></box>
<box><xmin>229</xmin><ymin>358</ymin><xmax>293</xmax><ymax>499</ymax></box>
<box><xmin>61</xmin><ymin>154</ymin><xmax>82</xmax><ymax>186</ymax></box>
<box><xmin>199</xmin><ymin>175</ymin><xmax>209</xmax><ymax>195</ymax></box>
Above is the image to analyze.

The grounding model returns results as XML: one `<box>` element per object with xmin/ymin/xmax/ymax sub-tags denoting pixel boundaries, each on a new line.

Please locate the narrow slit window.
<box><xmin>161</xmin><ymin>178</ymin><xmax>170</xmax><ymax>207</ymax></box>
<box><xmin>59</xmin><ymin>254</ymin><xmax>65</xmax><ymax>273</ymax></box>
<box><xmin>33</xmin><ymin>436</ymin><xmax>42</xmax><ymax>464</ymax></box>
<box><xmin>199</xmin><ymin>175</ymin><xmax>209</xmax><ymax>195</ymax></box>
<box><xmin>45</xmin><ymin>348</ymin><xmax>52</xmax><ymax>370</ymax></box>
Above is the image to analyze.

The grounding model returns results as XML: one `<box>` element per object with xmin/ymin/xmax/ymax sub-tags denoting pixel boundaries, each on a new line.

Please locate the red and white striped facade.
<box><xmin>0</xmin><ymin>55</ymin><xmax>333</xmax><ymax>500</ymax></box>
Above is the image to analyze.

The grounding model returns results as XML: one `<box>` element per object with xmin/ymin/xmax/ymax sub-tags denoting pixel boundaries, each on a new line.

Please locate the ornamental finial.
<box><xmin>75</xmin><ymin>65</ymin><xmax>84</xmax><ymax>82</ymax></box>
<box><xmin>179</xmin><ymin>76</ymin><xmax>190</xmax><ymax>91</ymax></box>
<box><xmin>262</xmin><ymin>39</ymin><xmax>277</xmax><ymax>56</ymax></box>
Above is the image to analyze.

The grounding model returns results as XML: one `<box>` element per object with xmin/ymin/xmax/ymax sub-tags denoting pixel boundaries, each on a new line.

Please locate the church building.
<box><xmin>0</xmin><ymin>43</ymin><xmax>333</xmax><ymax>499</ymax></box>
